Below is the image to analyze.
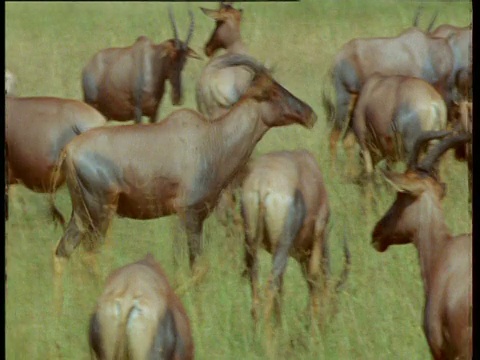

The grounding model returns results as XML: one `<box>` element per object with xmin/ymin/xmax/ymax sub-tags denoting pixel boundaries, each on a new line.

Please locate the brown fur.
<box><xmin>241</xmin><ymin>150</ymin><xmax>349</xmax><ymax>324</ymax></box>
<box><xmin>372</xmin><ymin>134</ymin><xmax>472</xmax><ymax>359</ymax></box>
<box><xmin>352</xmin><ymin>74</ymin><xmax>447</xmax><ymax>175</ymax></box>
<box><xmin>196</xmin><ymin>3</ymin><xmax>251</xmax><ymax>120</ymax></box>
<box><xmin>5</xmin><ymin>96</ymin><xmax>106</xmax><ymax>225</ymax></box>
<box><xmin>53</xmin><ymin>55</ymin><xmax>317</xmax><ymax>270</ymax></box>
<box><xmin>328</xmin><ymin>27</ymin><xmax>456</xmax><ymax>166</ymax></box>
<box><xmin>89</xmin><ymin>254</ymin><xmax>194</xmax><ymax>360</ymax></box>
<box><xmin>430</xmin><ymin>24</ymin><xmax>472</xmax><ymax>101</ymax></box>
<box><xmin>82</xmin><ymin>9</ymin><xmax>200</xmax><ymax>124</ymax></box>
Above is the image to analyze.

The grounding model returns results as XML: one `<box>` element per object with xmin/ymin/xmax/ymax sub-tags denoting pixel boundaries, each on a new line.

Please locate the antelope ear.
<box><xmin>382</xmin><ymin>170</ymin><xmax>426</xmax><ymax>196</ymax></box>
<box><xmin>200</xmin><ymin>8</ymin><xmax>221</xmax><ymax>20</ymax></box>
<box><xmin>187</xmin><ymin>47</ymin><xmax>202</xmax><ymax>60</ymax></box>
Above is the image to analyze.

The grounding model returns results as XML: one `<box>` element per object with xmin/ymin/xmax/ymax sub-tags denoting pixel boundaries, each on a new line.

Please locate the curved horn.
<box><xmin>168</xmin><ymin>6</ymin><xmax>179</xmax><ymax>46</ymax></box>
<box><xmin>407</xmin><ymin>130</ymin><xmax>451</xmax><ymax>170</ymax></box>
<box><xmin>418</xmin><ymin>132</ymin><xmax>471</xmax><ymax>173</ymax></box>
<box><xmin>413</xmin><ymin>6</ymin><xmax>423</xmax><ymax>27</ymax></box>
<box><xmin>184</xmin><ymin>9</ymin><xmax>195</xmax><ymax>48</ymax></box>
<box><xmin>214</xmin><ymin>54</ymin><xmax>269</xmax><ymax>76</ymax></box>
<box><xmin>426</xmin><ymin>10</ymin><xmax>438</xmax><ymax>32</ymax></box>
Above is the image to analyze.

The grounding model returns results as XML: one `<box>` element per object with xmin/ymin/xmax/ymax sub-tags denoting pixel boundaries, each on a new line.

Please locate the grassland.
<box><xmin>5</xmin><ymin>1</ymin><xmax>472</xmax><ymax>359</ymax></box>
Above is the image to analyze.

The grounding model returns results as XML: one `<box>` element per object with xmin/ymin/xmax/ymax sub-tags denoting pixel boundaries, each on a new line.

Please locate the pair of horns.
<box><xmin>168</xmin><ymin>6</ymin><xmax>195</xmax><ymax>48</ymax></box>
<box><xmin>413</xmin><ymin>6</ymin><xmax>438</xmax><ymax>33</ymax></box>
<box><xmin>408</xmin><ymin>130</ymin><xmax>471</xmax><ymax>173</ymax></box>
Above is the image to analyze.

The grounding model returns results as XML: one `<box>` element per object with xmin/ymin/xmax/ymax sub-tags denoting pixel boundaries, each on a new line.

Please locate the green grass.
<box><xmin>6</xmin><ymin>1</ymin><xmax>472</xmax><ymax>359</ymax></box>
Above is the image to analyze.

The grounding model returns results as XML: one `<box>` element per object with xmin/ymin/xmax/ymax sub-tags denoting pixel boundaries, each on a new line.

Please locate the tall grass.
<box><xmin>5</xmin><ymin>1</ymin><xmax>472</xmax><ymax>359</ymax></box>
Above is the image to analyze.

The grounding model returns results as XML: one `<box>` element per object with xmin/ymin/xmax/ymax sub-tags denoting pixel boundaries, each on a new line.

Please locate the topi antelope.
<box><xmin>196</xmin><ymin>2</ymin><xmax>253</xmax><ymax>120</ymax></box>
<box><xmin>52</xmin><ymin>54</ymin><xmax>317</xmax><ymax>279</ymax></box>
<box><xmin>241</xmin><ymin>150</ymin><xmax>350</xmax><ymax>324</ymax></box>
<box><xmin>89</xmin><ymin>254</ymin><xmax>194</xmax><ymax>360</ymax></box>
<box><xmin>6</xmin><ymin>96</ymin><xmax>106</xmax><ymax>227</ymax></box>
<box><xmin>326</xmin><ymin>27</ymin><xmax>456</xmax><ymax>167</ymax></box>
<box><xmin>82</xmin><ymin>7</ymin><xmax>201</xmax><ymax>124</ymax></box>
<box><xmin>351</xmin><ymin>74</ymin><xmax>447</xmax><ymax>177</ymax></box>
<box><xmin>372</xmin><ymin>131</ymin><xmax>472</xmax><ymax>359</ymax></box>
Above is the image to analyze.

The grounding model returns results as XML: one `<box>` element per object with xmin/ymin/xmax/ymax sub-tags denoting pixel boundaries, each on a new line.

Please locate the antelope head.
<box><xmin>165</xmin><ymin>7</ymin><xmax>201</xmax><ymax>106</ymax></box>
<box><xmin>201</xmin><ymin>2</ymin><xmax>243</xmax><ymax>57</ymax></box>
<box><xmin>371</xmin><ymin>131</ymin><xmax>471</xmax><ymax>252</ymax></box>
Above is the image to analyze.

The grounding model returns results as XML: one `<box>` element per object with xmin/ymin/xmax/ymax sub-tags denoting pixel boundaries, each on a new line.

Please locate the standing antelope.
<box><xmin>352</xmin><ymin>74</ymin><xmax>447</xmax><ymax>177</ymax></box>
<box><xmin>6</xmin><ymin>96</ymin><xmax>107</xmax><ymax>226</ymax></box>
<box><xmin>372</xmin><ymin>131</ymin><xmax>472</xmax><ymax>359</ymax></box>
<box><xmin>196</xmin><ymin>2</ymin><xmax>253</xmax><ymax>120</ymax></box>
<box><xmin>82</xmin><ymin>7</ymin><xmax>201</xmax><ymax>124</ymax></box>
<box><xmin>326</xmin><ymin>27</ymin><xmax>456</xmax><ymax>167</ymax></box>
<box><xmin>89</xmin><ymin>254</ymin><xmax>194</xmax><ymax>360</ymax></box>
<box><xmin>52</xmin><ymin>55</ymin><xmax>317</xmax><ymax>279</ymax></box>
<box><xmin>430</xmin><ymin>24</ymin><xmax>472</xmax><ymax>101</ymax></box>
<box><xmin>241</xmin><ymin>150</ymin><xmax>350</xmax><ymax>324</ymax></box>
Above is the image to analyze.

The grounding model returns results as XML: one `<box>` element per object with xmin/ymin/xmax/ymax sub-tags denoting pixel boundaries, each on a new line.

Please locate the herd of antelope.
<box><xmin>5</xmin><ymin>2</ymin><xmax>472</xmax><ymax>359</ymax></box>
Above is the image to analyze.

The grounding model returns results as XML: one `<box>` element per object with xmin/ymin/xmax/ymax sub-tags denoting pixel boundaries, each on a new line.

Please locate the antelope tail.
<box><xmin>113</xmin><ymin>303</ymin><xmax>137</xmax><ymax>360</ymax></box>
<box><xmin>48</xmin><ymin>149</ymin><xmax>68</xmax><ymax>229</ymax></box>
<box><xmin>322</xmin><ymin>90</ymin><xmax>336</xmax><ymax>124</ymax></box>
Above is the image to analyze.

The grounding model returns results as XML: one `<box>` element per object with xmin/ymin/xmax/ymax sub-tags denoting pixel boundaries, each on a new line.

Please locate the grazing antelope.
<box><xmin>352</xmin><ymin>74</ymin><xmax>447</xmax><ymax>176</ymax></box>
<box><xmin>6</xmin><ymin>96</ymin><xmax>106</xmax><ymax>227</ymax></box>
<box><xmin>372</xmin><ymin>131</ymin><xmax>472</xmax><ymax>360</ymax></box>
<box><xmin>82</xmin><ymin>8</ymin><xmax>201</xmax><ymax>124</ymax></box>
<box><xmin>241</xmin><ymin>150</ymin><xmax>350</xmax><ymax>324</ymax></box>
<box><xmin>5</xmin><ymin>69</ymin><xmax>16</xmax><ymax>95</ymax></box>
<box><xmin>196</xmin><ymin>2</ymin><xmax>253</xmax><ymax>120</ymax></box>
<box><xmin>89</xmin><ymin>254</ymin><xmax>194</xmax><ymax>360</ymax></box>
<box><xmin>327</xmin><ymin>27</ymin><xmax>456</xmax><ymax>167</ymax></box>
<box><xmin>52</xmin><ymin>55</ymin><xmax>317</xmax><ymax>276</ymax></box>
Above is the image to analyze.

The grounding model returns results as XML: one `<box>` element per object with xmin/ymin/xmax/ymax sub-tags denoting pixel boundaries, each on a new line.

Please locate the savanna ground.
<box><xmin>5</xmin><ymin>1</ymin><xmax>472</xmax><ymax>359</ymax></box>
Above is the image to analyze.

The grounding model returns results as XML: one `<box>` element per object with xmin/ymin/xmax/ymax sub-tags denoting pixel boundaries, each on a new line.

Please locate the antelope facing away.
<box><xmin>52</xmin><ymin>54</ymin><xmax>317</xmax><ymax>277</ymax></box>
<box><xmin>352</xmin><ymin>74</ymin><xmax>447</xmax><ymax>177</ymax></box>
<box><xmin>82</xmin><ymin>8</ymin><xmax>201</xmax><ymax>124</ymax></box>
<box><xmin>327</xmin><ymin>27</ymin><xmax>456</xmax><ymax>167</ymax></box>
<box><xmin>241</xmin><ymin>150</ymin><xmax>350</xmax><ymax>325</ymax></box>
<box><xmin>89</xmin><ymin>254</ymin><xmax>194</xmax><ymax>360</ymax></box>
<box><xmin>6</xmin><ymin>96</ymin><xmax>107</xmax><ymax>227</ymax></box>
<box><xmin>372</xmin><ymin>131</ymin><xmax>472</xmax><ymax>359</ymax></box>
<box><xmin>196</xmin><ymin>2</ymin><xmax>254</xmax><ymax>120</ymax></box>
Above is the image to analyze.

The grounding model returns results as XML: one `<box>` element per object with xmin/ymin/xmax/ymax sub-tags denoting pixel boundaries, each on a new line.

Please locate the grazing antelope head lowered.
<box><xmin>372</xmin><ymin>130</ymin><xmax>472</xmax><ymax>360</ymax></box>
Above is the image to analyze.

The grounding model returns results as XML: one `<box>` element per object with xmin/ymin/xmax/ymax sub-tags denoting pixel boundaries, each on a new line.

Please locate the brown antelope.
<box><xmin>52</xmin><ymin>54</ymin><xmax>317</xmax><ymax>276</ymax></box>
<box><xmin>372</xmin><ymin>131</ymin><xmax>472</xmax><ymax>360</ymax></box>
<box><xmin>241</xmin><ymin>150</ymin><xmax>350</xmax><ymax>324</ymax></box>
<box><xmin>89</xmin><ymin>254</ymin><xmax>194</xmax><ymax>360</ymax></box>
<box><xmin>326</xmin><ymin>27</ymin><xmax>456</xmax><ymax>167</ymax></box>
<box><xmin>5</xmin><ymin>96</ymin><xmax>107</xmax><ymax>227</ymax></box>
<box><xmin>196</xmin><ymin>2</ymin><xmax>253</xmax><ymax>120</ymax></box>
<box><xmin>82</xmin><ymin>7</ymin><xmax>201</xmax><ymax>124</ymax></box>
<box><xmin>352</xmin><ymin>74</ymin><xmax>447</xmax><ymax>177</ymax></box>
<box><xmin>430</xmin><ymin>24</ymin><xmax>472</xmax><ymax>101</ymax></box>
<box><xmin>451</xmin><ymin>99</ymin><xmax>472</xmax><ymax>206</ymax></box>
<box><xmin>5</xmin><ymin>69</ymin><xmax>16</xmax><ymax>95</ymax></box>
